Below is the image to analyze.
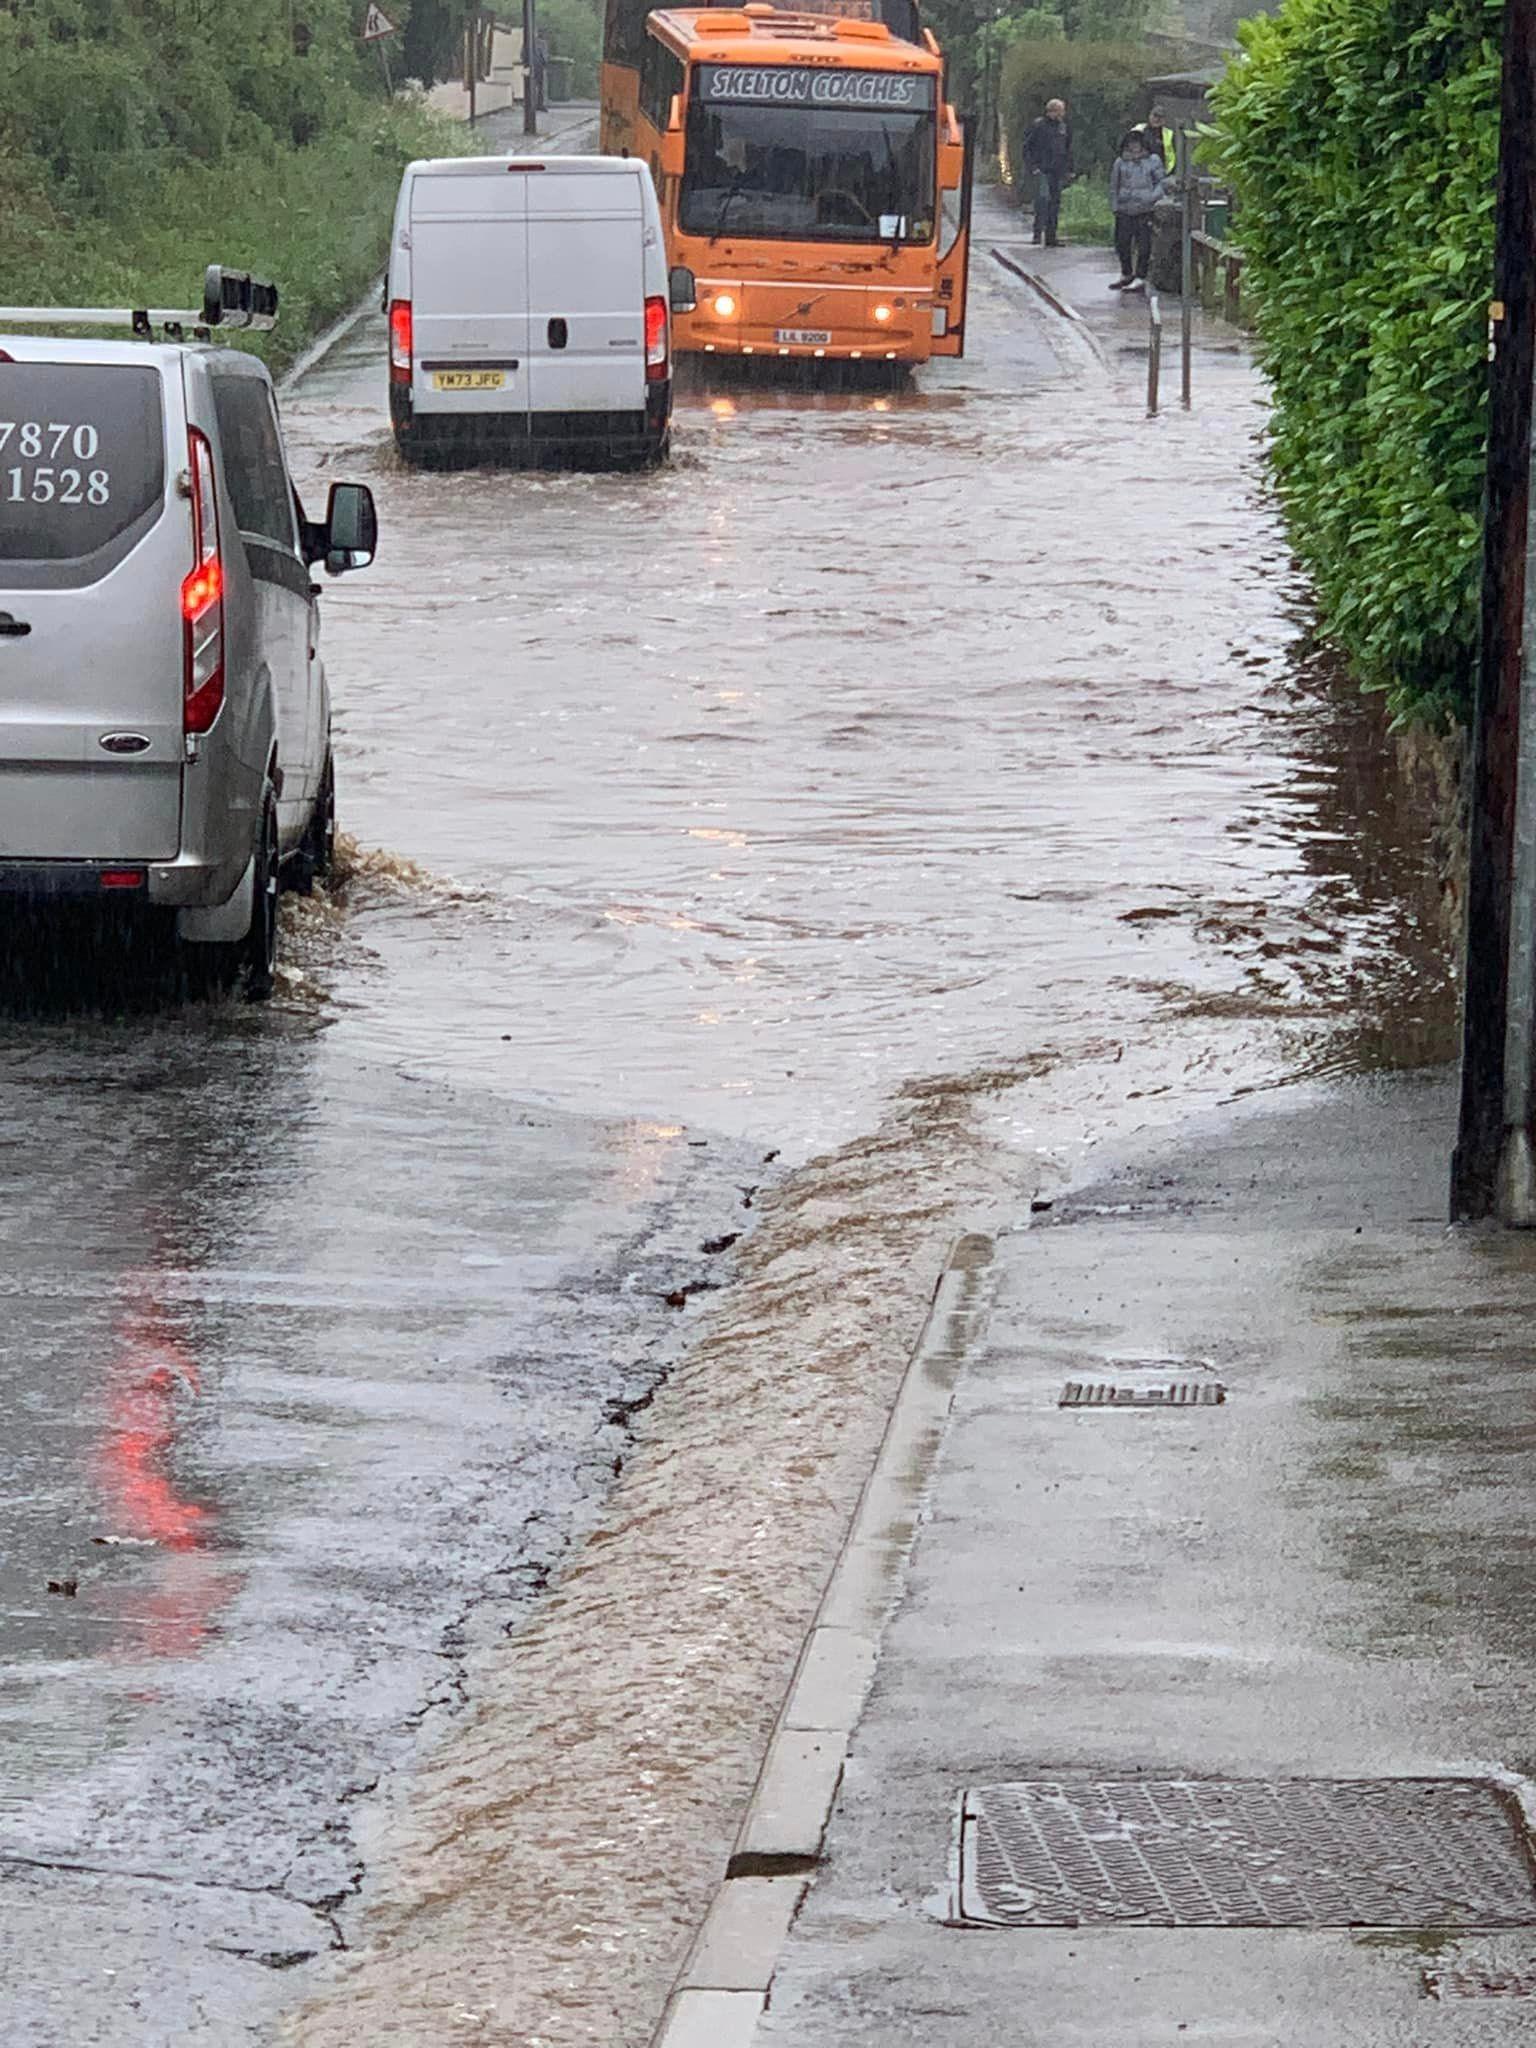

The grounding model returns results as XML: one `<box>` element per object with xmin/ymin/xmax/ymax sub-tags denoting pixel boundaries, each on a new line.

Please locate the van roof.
<box><xmin>0</xmin><ymin>335</ymin><xmax>221</xmax><ymax>368</ymax></box>
<box><xmin>407</xmin><ymin>152</ymin><xmax>649</xmax><ymax>178</ymax></box>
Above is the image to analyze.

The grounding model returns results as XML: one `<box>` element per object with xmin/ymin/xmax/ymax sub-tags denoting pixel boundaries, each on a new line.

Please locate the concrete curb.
<box><xmin>648</xmin><ymin>1232</ymin><xmax>996</xmax><ymax>2048</ymax></box>
<box><xmin>987</xmin><ymin>245</ymin><xmax>1110</xmax><ymax>373</ymax></box>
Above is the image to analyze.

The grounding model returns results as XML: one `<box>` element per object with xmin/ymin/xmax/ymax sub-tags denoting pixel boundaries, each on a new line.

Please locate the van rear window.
<box><xmin>0</xmin><ymin>363</ymin><xmax>165</xmax><ymax>567</ymax></box>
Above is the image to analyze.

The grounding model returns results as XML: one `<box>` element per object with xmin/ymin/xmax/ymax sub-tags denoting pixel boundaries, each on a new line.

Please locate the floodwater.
<box><xmin>291</xmin><ymin>196</ymin><xmax>1454</xmax><ymax>1174</ymax></box>
<box><xmin>0</xmin><ymin>152</ymin><xmax>1459</xmax><ymax>2048</ymax></box>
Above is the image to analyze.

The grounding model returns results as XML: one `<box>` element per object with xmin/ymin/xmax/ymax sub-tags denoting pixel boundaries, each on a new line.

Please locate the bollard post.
<box><xmin>1180</xmin><ymin>141</ymin><xmax>1194</xmax><ymax>409</ymax></box>
<box><xmin>1147</xmin><ymin>292</ymin><xmax>1162</xmax><ymax>416</ymax></box>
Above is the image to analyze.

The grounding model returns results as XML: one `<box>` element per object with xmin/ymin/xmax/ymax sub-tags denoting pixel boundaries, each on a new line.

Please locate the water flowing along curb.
<box><xmin>647</xmin><ymin>1233</ymin><xmax>997</xmax><ymax>2048</ymax></box>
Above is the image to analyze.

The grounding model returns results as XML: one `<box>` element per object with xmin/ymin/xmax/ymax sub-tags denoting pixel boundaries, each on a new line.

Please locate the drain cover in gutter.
<box><xmin>1060</xmin><ymin>1381</ymin><xmax>1225</xmax><ymax>1408</ymax></box>
<box><xmin>955</xmin><ymin>1779</ymin><xmax>1536</xmax><ymax>1928</ymax></box>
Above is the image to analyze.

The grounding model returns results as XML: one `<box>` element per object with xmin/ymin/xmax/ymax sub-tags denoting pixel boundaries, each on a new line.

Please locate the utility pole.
<box><xmin>1451</xmin><ymin>0</ymin><xmax>1536</xmax><ymax>1221</ymax></box>
<box><xmin>523</xmin><ymin>0</ymin><xmax>539</xmax><ymax>136</ymax></box>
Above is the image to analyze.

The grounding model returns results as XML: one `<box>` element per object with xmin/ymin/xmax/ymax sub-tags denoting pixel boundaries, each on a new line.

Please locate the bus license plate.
<box><xmin>775</xmin><ymin>328</ymin><xmax>831</xmax><ymax>346</ymax></box>
<box><xmin>432</xmin><ymin>369</ymin><xmax>505</xmax><ymax>391</ymax></box>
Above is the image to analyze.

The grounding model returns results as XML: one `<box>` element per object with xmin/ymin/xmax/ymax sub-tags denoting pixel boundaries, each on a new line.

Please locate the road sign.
<box><xmin>361</xmin><ymin>4</ymin><xmax>397</xmax><ymax>40</ymax></box>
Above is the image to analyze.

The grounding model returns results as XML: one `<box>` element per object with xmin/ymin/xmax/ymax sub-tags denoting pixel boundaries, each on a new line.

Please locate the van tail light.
<box><xmin>181</xmin><ymin>427</ymin><xmax>225</xmax><ymax>736</ymax></box>
<box><xmin>389</xmin><ymin>299</ymin><xmax>413</xmax><ymax>384</ymax></box>
<box><xmin>644</xmin><ymin>295</ymin><xmax>669</xmax><ymax>382</ymax></box>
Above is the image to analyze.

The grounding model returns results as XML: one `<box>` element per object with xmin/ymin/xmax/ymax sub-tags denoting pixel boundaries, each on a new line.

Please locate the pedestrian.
<box><xmin>1108</xmin><ymin>129</ymin><xmax>1167</xmax><ymax>292</ymax></box>
<box><xmin>1023</xmin><ymin>97</ymin><xmax>1072</xmax><ymax>248</ymax></box>
<box><xmin>533</xmin><ymin>32</ymin><xmax>549</xmax><ymax>112</ymax></box>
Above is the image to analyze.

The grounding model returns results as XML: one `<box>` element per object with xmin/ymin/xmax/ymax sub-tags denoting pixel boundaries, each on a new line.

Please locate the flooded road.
<box><xmin>292</xmin><ymin>194</ymin><xmax>1451</xmax><ymax>1164</ymax></box>
<box><xmin>0</xmin><ymin>132</ymin><xmax>1456</xmax><ymax>2048</ymax></box>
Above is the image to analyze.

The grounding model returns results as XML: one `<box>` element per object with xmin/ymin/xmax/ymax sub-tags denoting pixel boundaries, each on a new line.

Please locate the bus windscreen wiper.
<box><xmin>710</xmin><ymin>179</ymin><xmax>746</xmax><ymax>243</ymax></box>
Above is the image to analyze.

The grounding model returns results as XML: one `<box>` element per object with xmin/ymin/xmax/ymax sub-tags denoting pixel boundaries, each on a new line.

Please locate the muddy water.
<box><xmin>289</xmin><ymin>248</ymin><xmax>1452</xmax><ymax>1180</ymax></box>
<box><xmin>276</xmin><ymin>211</ymin><xmax>1458</xmax><ymax>2048</ymax></box>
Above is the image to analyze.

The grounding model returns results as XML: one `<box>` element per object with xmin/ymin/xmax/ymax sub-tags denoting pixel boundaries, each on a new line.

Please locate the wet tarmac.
<box><xmin>0</xmin><ymin>144</ymin><xmax>1458</xmax><ymax>2047</ymax></box>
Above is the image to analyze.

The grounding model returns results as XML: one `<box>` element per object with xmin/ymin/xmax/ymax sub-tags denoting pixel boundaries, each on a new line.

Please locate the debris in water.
<box><xmin>701</xmin><ymin>1233</ymin><xmax>740</xmax><ymax>1255</ymax></box>
<box><xmin>46</xmin><ymin>1577</ymin><xmax>78</xmax><ymax>1597</ymax></box>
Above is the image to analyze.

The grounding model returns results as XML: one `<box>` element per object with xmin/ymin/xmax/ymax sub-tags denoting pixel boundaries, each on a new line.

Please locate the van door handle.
<box><xmin>0</xmin><ymin>612</ymin><xmax>31</xmax><ymax>638</ymax></box>
<box><xmin>548</xmin><ymin>318</ymin><xmax>568</xmax><ymax>350</ymax></box>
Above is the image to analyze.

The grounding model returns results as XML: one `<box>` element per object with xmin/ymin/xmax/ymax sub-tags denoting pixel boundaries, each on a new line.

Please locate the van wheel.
<box><xmin>206</xmin><ymin>791</ymin><xmax>277</xmax><ymax>1001</ymax></box>
<box><xmin>292</xmin><ymin>754</ymin><xmax>335</xmax><ymax>897</ymax></box>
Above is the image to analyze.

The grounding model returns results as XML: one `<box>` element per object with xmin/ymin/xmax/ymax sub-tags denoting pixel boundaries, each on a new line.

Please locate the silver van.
<box><xmin>0</xmin><ymin>271</ymin><xmax>376</xmax><ymax>996</ymax></box>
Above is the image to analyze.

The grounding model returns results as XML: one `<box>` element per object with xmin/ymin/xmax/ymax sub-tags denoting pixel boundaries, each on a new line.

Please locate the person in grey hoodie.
<box><xmin>1108</xmin><ymin>131</ymin><xmax>1167</xmax><ymax>292</ymax></box>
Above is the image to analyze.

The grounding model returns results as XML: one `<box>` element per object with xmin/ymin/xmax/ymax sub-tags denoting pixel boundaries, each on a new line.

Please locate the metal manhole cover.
<box><xmin>1060</xmin><ymin>1380</ymin><xmax>1225</xmax><ymax>1408</ymax></box>
<box><xmin>955</xmin><ymin>1779</ymin><xmax>1536</xmax><ymax>1929</ymax></box>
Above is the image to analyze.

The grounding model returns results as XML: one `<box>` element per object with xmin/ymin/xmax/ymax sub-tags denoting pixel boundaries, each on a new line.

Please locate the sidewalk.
<box><xmin>749</xmin><ymin>1065</ymin><xmax>1536</xmax><ymax>2043</ymax></box>
<box><xmin>983</xmin><ymin>184</ymin><xmax>1238</xmax><ymax>395</ymax></box>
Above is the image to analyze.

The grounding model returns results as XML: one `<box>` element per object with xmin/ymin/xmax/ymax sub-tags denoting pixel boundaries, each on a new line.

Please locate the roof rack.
<box><xmin>0</xmin><ymin>266</ymin><xmax>278</xmax><ymax>342</ymax></box>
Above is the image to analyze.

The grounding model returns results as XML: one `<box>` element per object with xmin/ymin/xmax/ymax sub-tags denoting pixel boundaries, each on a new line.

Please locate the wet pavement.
<box><xmin>0</xmin><ymin>137</ymin><xmax>1460</xmax><ymax>2048</ymax></box>
<box><xmin>759</xmin><ymin>1072</ymin><xmax>1536</xmax><ymax>2047</ymax></box>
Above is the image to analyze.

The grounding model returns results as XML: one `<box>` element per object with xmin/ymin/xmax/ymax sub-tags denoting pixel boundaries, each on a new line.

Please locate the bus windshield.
<box><xmin>680</xmin><ymin>101</ymin><xmax>936</xmax><ymax>244</ymax></box>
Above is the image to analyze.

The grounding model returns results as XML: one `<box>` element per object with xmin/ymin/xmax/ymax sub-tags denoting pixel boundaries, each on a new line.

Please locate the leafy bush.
<box><xmin>1000</xmin><ymin>39</ymin><xmax>1153</xmax><ymax>181</ymax></box>
<box><xmin>0</xmin><ymin>2</ymin><xmax>468</xmax><ymax>369</ymax></box>
<box><xmin>1059</xmin><ymin>178</ymin><xmax>1115</xmax><ymax>242</ymax></box>
<box><xmin>540</xmin><ymin>0</ymin><xmax>603</xmax><ymax>98</ymax></box>
<box><xmin>1208</xmin><ymin>0</ymin><xmax>1500</xmax><ymax>725</ymax></box>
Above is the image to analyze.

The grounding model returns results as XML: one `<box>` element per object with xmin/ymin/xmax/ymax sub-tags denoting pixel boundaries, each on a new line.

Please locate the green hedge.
<box><xmin>1208</xmin><ymin>0</ymin><xmax>1501</xmax><ymax>726</ymax></box>
<box><xmin>0</xmin><ymin>2</ymin><xmax>468</xmax><ymax>372</ymax></box>
<box><xmin>1000</xmin><ymin>39</ymin><xmax>1152</xmax><ymax>183</ymax></box>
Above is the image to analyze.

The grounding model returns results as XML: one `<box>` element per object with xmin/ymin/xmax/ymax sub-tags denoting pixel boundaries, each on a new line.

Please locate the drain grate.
<box><xmin>1424</xmin><ymin>1964</ymin><xmax>1536</xmax><ymax>2000</ymax></box>
<box><xmin>955</xmin><ymin>1779</ymin><xmax>1536</xmax><ymax>1929</ymax></box>
<box><xmin>1060</xmin><ymin>1380</ymin><xmax>1225</xmax><ymax>1408</ymax></box>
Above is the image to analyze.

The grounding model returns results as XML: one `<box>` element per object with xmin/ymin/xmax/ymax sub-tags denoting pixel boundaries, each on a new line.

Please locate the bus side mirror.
<box><xmin>667</xmin><ymin>93</ymin><xmax>684</xmax><ymax>133</ymax></box>
<box><xmin>669</xmin><ymin>266</ymin><xmax>697</xmax><ymax>314</ymax></box>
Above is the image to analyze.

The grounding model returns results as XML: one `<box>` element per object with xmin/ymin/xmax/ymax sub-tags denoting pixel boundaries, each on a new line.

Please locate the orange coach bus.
<box><xmin>600</xmin><ymin>0</ymin><xmax>972</xmax><ymax>363</ymax></box>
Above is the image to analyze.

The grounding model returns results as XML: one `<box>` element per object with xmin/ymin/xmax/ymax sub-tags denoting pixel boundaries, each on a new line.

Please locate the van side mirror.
<box><xmin>324</xmin><ymin>481</ymin><xmax>377</xmax><ymax>575</ymax></box>
<box><xmin>669</xmin><ymin>265</ymin><xmax>697</xmax><ymax>315</ymax></box>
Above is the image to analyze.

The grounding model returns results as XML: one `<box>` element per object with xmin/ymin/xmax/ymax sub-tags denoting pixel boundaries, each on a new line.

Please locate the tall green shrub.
<box><xmin>1209</xmin><ymin>0</ymin><xmax>1500</xmax><ymax>725</ymax></box>
<box><xmin>1001</xmin><ymin>40</ymin><xmax>1152</xmax><ymax>181</ymax></box>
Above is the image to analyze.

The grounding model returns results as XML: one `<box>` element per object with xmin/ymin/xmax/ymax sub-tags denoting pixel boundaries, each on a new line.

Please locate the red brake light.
<box><xmin>645</xmin><ymin>295</ymin><xmax>668</xmax><ymax>382</ymax></box>
<box><xmin>389</xmin><ymin>299</ymin><xmax>413</xmax><ymax>382</ymax></box>
<box><xmin>181</xmin><ymin>557</ymin><xmax>222</xmax><ymax>620</ymax></box>
<box><xmin>99</xmin><ymin>869</ymin><xmax>146</xmax><ymax>891</ymax></box>
<box><xmin>181</xmin><ymin>428</ymin><xmax>225</xmax><ymax>736</ymax></box>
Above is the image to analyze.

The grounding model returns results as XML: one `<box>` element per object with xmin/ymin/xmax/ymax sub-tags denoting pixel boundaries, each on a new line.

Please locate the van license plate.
<box><xmin>775</xmin><ymin>328</ymin><xmax>831</xmax><ymax>346</ymax></box>
<box><xmin>432</xmin><ymin>369</ymin><xmax>505</xmax><ymax>391</ymax></box>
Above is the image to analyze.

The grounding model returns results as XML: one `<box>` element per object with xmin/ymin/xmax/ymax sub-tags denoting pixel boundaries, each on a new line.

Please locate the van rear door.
<box><xmin>0</xmin><ymin>355</ymin><xmax>184</xmax><ymax>861</ymax></box>
<box><xmin>410</xmin><ymin>171</ymin><xmax>532</xmax><ymax>419</ymax></box>
<box><xmin>526</xmin><ymin>168</ymin><xmax>647</xmax><ymax>416</ymax></box>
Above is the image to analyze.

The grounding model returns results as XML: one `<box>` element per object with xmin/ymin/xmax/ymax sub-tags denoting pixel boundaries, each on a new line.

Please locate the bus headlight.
<box><xmin>713</xmin><ymin>292</ymin><xmax>738</xmax><ymax>318</ymax></box>
<box><xmin>873</xmin><ymin>304</ymin><xmax>893</xmax><ymax>323</ymax></box>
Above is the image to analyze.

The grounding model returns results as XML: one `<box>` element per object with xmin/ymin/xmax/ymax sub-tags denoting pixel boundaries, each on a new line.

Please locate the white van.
<box><xmin>386</xmin><ymin>154</ymin><xmax>675</xmax><ymax>466</ymax></box>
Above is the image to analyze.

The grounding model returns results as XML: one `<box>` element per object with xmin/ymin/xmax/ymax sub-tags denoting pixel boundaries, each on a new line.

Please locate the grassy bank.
<box><xmin>2</xmin><ymin>96</ymin><xmax>465</xmax><ymax>374</ymax></box>
<box><xmin>1060</xmin><ymin>180</ymin><xmax>1114</xmax><ymax>244</ymax></box>
<box><xmin>0</xmin><ymin>2</ymin><xmax>468</xmax><ymax>373</ymax></box>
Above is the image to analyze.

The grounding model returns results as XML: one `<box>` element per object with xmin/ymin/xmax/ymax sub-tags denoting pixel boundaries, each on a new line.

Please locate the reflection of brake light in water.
<box><xmin>104</xmin><ymin>1301</ymin><xmax>207</xmax><ymax>1549</ymax></box>
<box><xmin>96</xmin><ymin>1290</ymin><xmax>237</xmax><ymax>1662</ymax></box>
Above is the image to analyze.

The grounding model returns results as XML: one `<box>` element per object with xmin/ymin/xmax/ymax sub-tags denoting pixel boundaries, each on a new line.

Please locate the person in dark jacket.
<box><xmin>1023</xmin><ymin>98</ymin><xmax>1072</xmax><ymax>247</ymax></box>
